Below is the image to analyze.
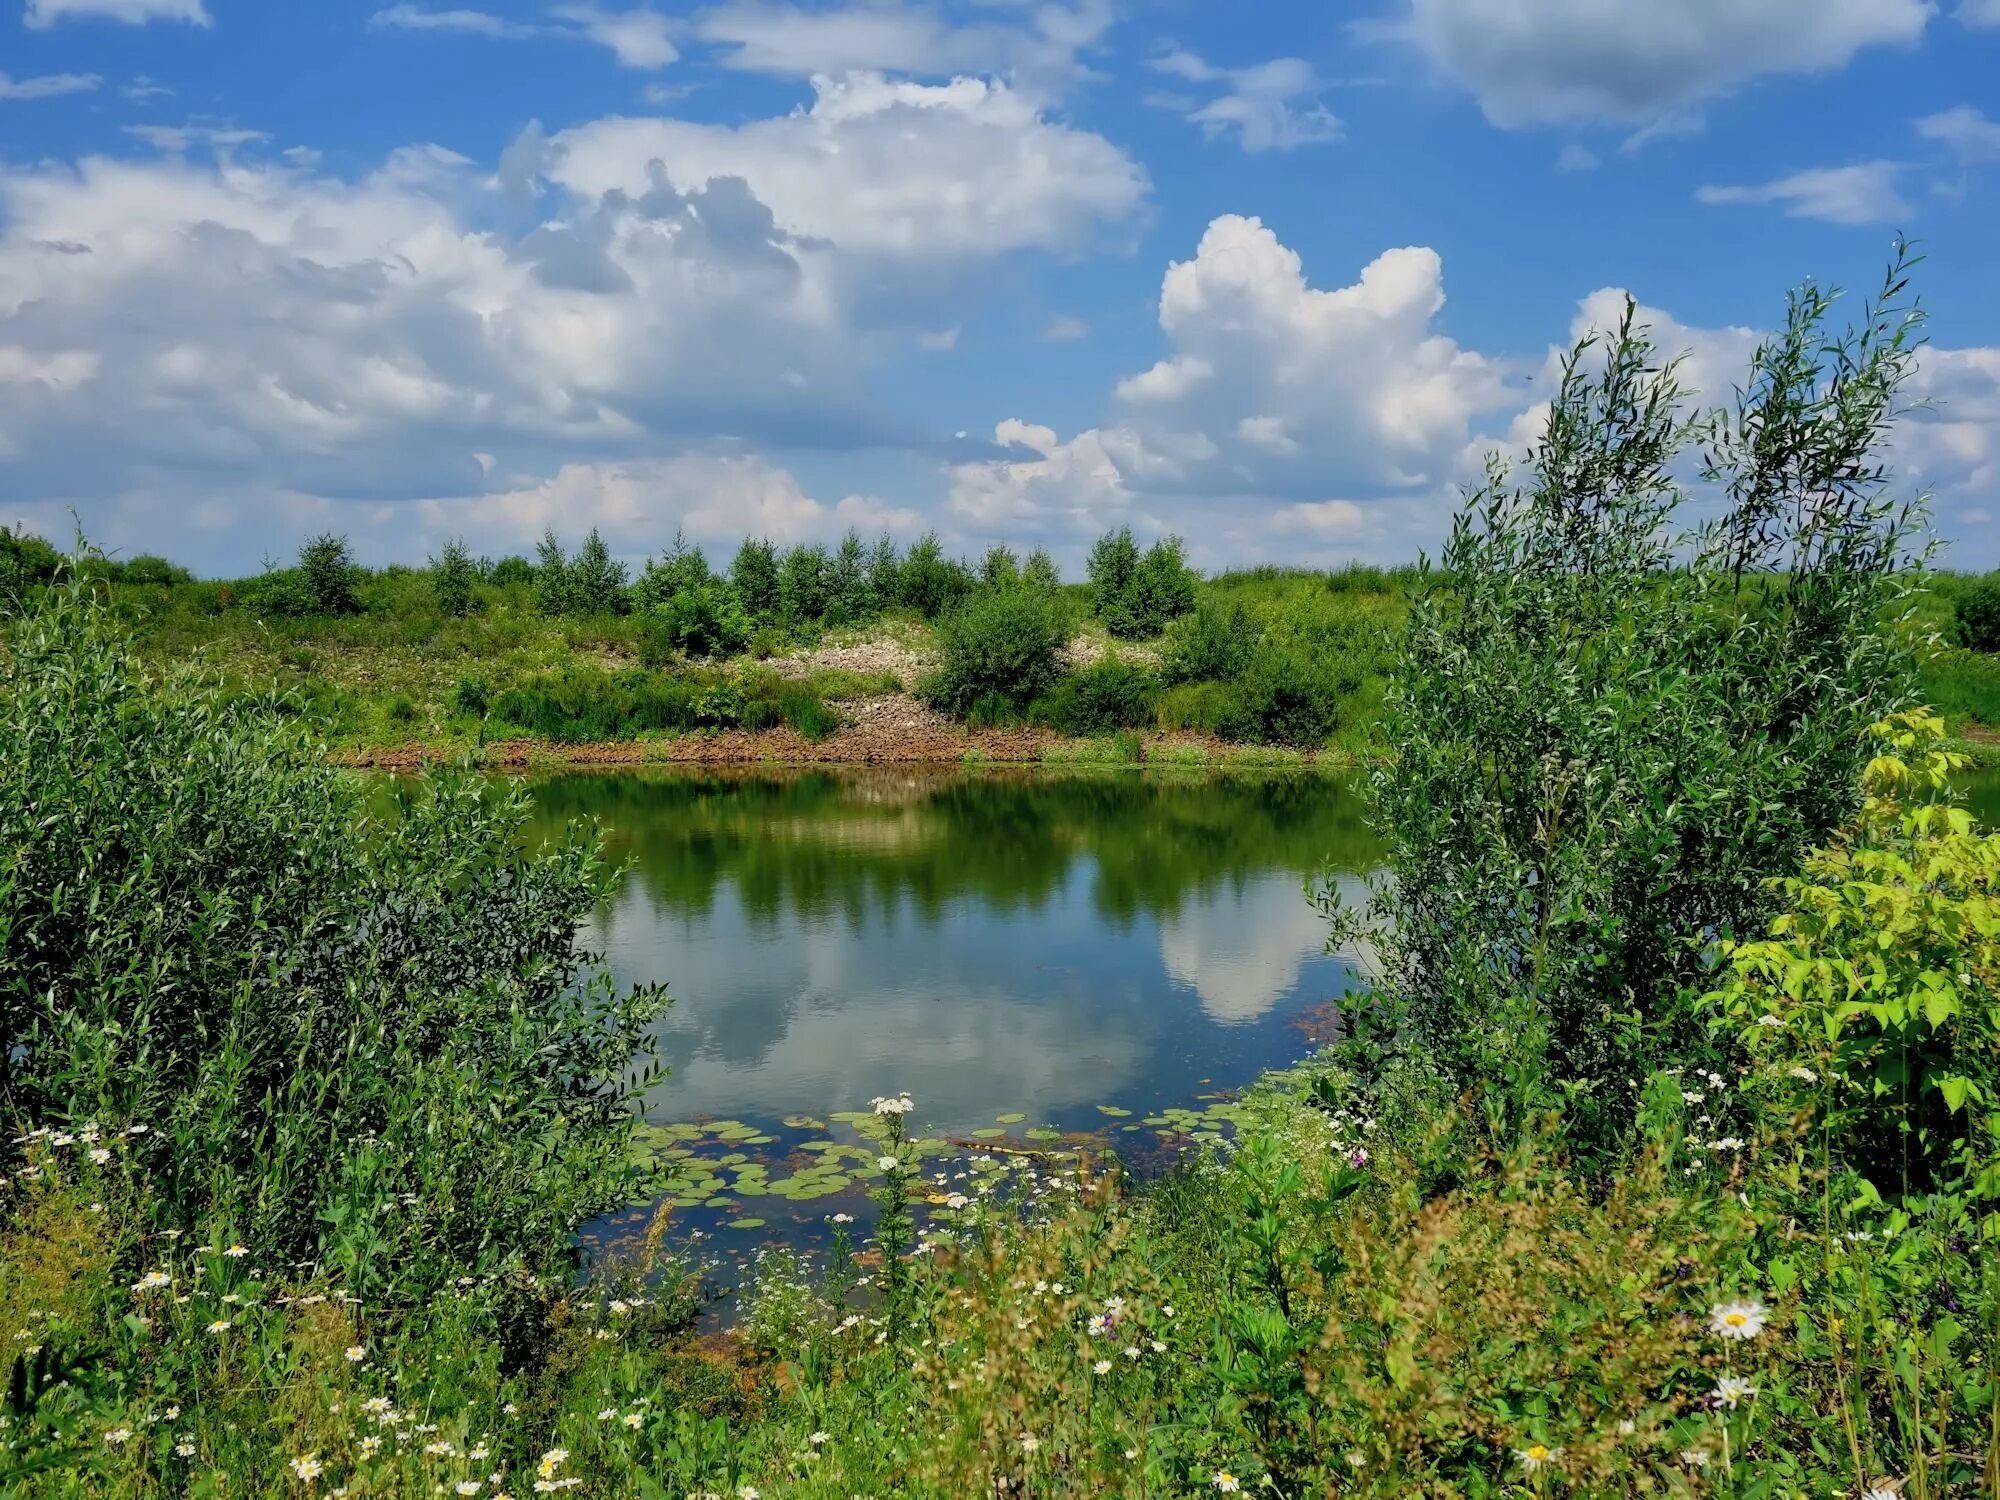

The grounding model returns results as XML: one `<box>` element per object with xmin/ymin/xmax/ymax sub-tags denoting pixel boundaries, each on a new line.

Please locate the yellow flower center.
<box><xmin>1527</xmin><ymin>1445</ymin><xmax>1549</xmax><ymax>1461</ymax></box>
<box><xmin>1725</xmin><ymin>1313</ymin><xmax>1747</xmax><ymax>1327</ymax></box>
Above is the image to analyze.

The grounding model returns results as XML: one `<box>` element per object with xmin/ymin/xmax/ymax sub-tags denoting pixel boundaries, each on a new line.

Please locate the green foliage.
<box><xmin>429</xmin><ymin>536</ymin><xmax>479</xmax><ymax>617</ymax></box>
<box><xmin>1955</xmin><ymin>575</ymin><xmax>2000</xmax><ymax>652</ymax></box>
<box><xmin>1022</xmin><ymin>546</ymin><xmax>1061</xmax><ymax>592</ymax></box>
<box><xmin>1089</xmin><ymin>529</ymin><xmax>1198</xmax><ymax>639</ymax></box>
<box><xmin>826</xmin><ymin>531</ymin><xmax>875</xmax><ymax>626</ymax></box>
<box><xmin>1031</xmin><ymin>657</ymin><xmax>1156</xmax><ymax>735</ymax></box>
<box><xmin>1220</xmin><ymin>648</ymin><xmax>1352</xmax><ymax>748</ymax></box>
<box><xmin>642</xmin><ymin>583</ymin><xmax>752</xmax><ymax>662</ymax></box>
<box><xmin>777</xmin><ymin>543</ymin><xmax>831</xmax><ymax>630</ymax></box>
<box><xmin>978</xmin><ymin>543</ymin><xmax>1020</xmax><ymax>590</ymax></box>
<box><xmin>1340</xmin><ymin>253</ymin><xmax>1929</xmax><ymax>1157</ymax></box>
<box><xmin>898</xmin><ymin>532</ymin><xmax>974</xmax><ymax>621</ymax></box>
<box><xmin>298</xmin><ymin>533</ymin><xmax>361</xmax><ymax>615</ymax></box>
<box><xmin>921</xmin><ymin>586</ymin><xmax>1069</xmax><ymax>714</ymax></box>
<box><xmin>731</xmin><ymin>536</ymin><xmax>781</xmax><ymax>621</ymax></box>
<box><xmin>0</xmin><ymin>578</ymin><xmax>667</xmax><ymax>1300</ymax></box>
<box><xmin>1162</xmin><ymin>597</ymin><xmax>1256</xmax><ymax>684</ymax></box>
<box><xmin>452</xmin><ymin>672</ymin><xmax>491</xmax><ymax>716</ymax></box>
<box><xmin>489</xmin><ymin>553</ymin><xmax>534</xmax><ymax>588</ymax></box>
<box><xmin>632</xmin><ymin>530</ymin><xmax>712</xmax><ymax>612</ymax></box>
<box><xmin>571</xmin><ymin>528</ymin><xmax>630</xmax><ymax>615</ymax></box>
<box><xmin>0</xmin><ymin>525</ymin><xmax>64</xmax><ymax>595</ymax></box>
<box><xmin>487</xmin><ymin>665</ymin><xmax>833</xmax><ymax>742</ymax></box>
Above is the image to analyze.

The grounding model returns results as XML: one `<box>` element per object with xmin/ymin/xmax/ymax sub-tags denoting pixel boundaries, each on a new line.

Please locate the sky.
<box><xmin>0</xmin><ymin>0</ymin><xmax>1996</xmax><ymax>576</ymax></box>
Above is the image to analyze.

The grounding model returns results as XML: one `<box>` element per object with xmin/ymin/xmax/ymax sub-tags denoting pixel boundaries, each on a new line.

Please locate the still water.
<box><xmin>522</xmin><ymin>768</ymin><xmax>1380</xmax><ymax>1261</ymax></box>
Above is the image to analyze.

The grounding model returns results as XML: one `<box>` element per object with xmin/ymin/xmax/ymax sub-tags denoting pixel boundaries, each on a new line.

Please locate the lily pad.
<box><xmin>995</xmin><ymin>1112</ymin><xmax>1026</xmax><ymax>1124</ymax></box>
<box><xmin>1096</xmin><ymin>1105</ymin><xmax>1132</xmax><ymax>1118</ymax></box>
<box><xmin>727</xmin><ymin>1218</ymin><xmax>766</xmax><ymax>1230</ymax></box>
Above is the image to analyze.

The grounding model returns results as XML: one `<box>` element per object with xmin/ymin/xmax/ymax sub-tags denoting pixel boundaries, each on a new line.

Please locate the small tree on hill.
<box><xmin>430</xmin><ymin>537</ymin><xmax>479</xmax><ymax>617</ymax></box>
<box><xmin>732</xmin><ymin>537</ymin><xmax>781</xmax><ymax>622</ymax></box>
<box><xmin>299</xmin><ymin>533</ymin><xmax>361</xmax><ymax>615</ymax></box>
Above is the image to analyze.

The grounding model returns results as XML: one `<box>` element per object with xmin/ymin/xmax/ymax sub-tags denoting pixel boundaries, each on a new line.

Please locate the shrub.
<box><xmin>1162</xmin><ymin>596</ymin><xmax>1255</xmax><ymax>683</ymax></box>
<box><xmin>1955</xmin><ymin>575</ymin><xmax>2000</xmax><ymax>652</ymax></box>
<box><xmin>777</xmin><ymin>543</ymin><xmax>831</xmax><ymax>629</ymax></box>
<box><xmin>1032</xmin><ymin>657</ymin><xmax>1157</xmax><ymax>735</ymax></box>
<box><xmin>489</xmin><ymin>553</ymin><xmax>534</xmax><ymax>588</ymax></box>
<box><xmin>0</xmin><ymin>526</ymin><xmax>64</xmax><ymax>595</ymax></box>
<box><xmin>1220</xmin><ymin>649</ymin><xmax>1351</xmax><ymax>747</ymax></box>
<box><xmin>297</xmin><ymin>532</ymin><xmax>361</xmax><ymax>615</ymax></box>
<box><xmin>452</xmin><ymin>673</ymin><xmax>491</xmax><ymax>716</ymax></box>
<box><xmin>1339</xmin><ymin>254</ymin><xmax>1928</xmax><ymax>1158</ymax></box>
<box><xmin>490</xmin><ymin>668</ymin><xmax>700</xmax><ymax>742</ymax></box>
<box><xmin>1089</xmin><ymin>528</ymin><xmax>1197</xmax><ymax>638</ymax></box>
<box><xmin>632</xmin><ymin>530</ymin><xmax>712</xmax><ymax>612</ymax></box>
<box><xmin>781</xmin><ymin>688</ymin><xmax>841</xmax><ymax>741</ymax></box>
<box><xmin>732</xmin><ymin>536</ymin><xmax>781</xmax><ymax>621</ymax></box>
<box><xmin>897</xmin><ymin>531</ymin><xmax>974</xmax><ymax>620</ymax></box>
<box><xmin>234</xmin><ymin>566</ymin><xmax>317</xmax><ymax>618</ymax></box>
<box><xmin>118</xmin><ymin>553</ymin><xmax>192</xmax><ymax>587</ymax></box>
<box><xmin>0</xmin><ymin>578</ymin><xmax>667</xmax><ymax>1298</ymax></box>
<box><xmin>866</xmin><ymin>534</ymin><xmax>902</xmax><ymax>606</ymax></box>
<box><xmin>921</xmin><ymin>587</ymin><xmax>1069</xmax><ymax>714</ymax></box>
<box><xmin>643</xmin><ymin>583</ymin><xmax>752</xmax><ymax>662</ymax></box>
<box><xmin>535</xmin><ymin>530</ymin><xmax>576</xmax><ymax>616</ymax></box>
<box><xmin>825</xmin><ymin>530</ymin><xmax>876</xmax><ymax>625</ymax></box>
<box><xmin>1022</xmin><ymin>546</ymin><xmax>1061</xmax><ymax>592</ymax></box>
<box><xmin>979</xmin><ymin>544</ymin><xmax>1021</xmax><ymax>589</ymax></box>
<box><xmin>571</xmin><ymin>527</ymin><xmax>629</xmax><ymax>614</ymax></box>
<box><xmin>430</xmin><ymin>536</ymin><xmax>479</xmax><ymax>617</ymax></box>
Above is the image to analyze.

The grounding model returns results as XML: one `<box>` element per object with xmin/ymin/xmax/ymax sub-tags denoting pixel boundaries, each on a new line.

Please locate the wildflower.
<box><xmin>1755</xmin><ymin>1014</ymin><xmax>1784</xmax><ymax>1028</ymax></box>
<box><xmin>536</xmin><ymin>1450</ymin><xmax>568</xmax><ymax>1481</ymax></box>
<box><xmin>89</xmin><ymin>1147</ymin><xmax>112</xmax><ymax>1164</ymax></box>
<box><xmin>738</xmin><ymin>1488</ymin><xmax>760</xmax><ymax>1500</ymax></box>
<box><xmin>345</xmin><ymin>1345</ymin><xmax>365</xmax><ymax>1362</ymax></box>
<box><xmin>1616</xmin><ymin>1419</ymin><xmax>1636</xmax><ymax>1437</ymax></box>
<box><xmin>456</xmin><ymin>1485</ymin><xmax>482</xmax><ymax>1497</ymax></box>
<box><xmin>1708</xmin><ymin>1299</ymin><xmax>1769</xmax><ymax>1341</ymax></box>
<box><xmin>1122</xmin><ymin>1344</ymin><xmax>1141</xmax><ymax>1360</ymax></box>
<box><xmin>1680</xmin><ymin>1449</ymin><xmax>1710</xmax><ymax>1468</ymax></box>
<box><xmin>608</xmin><ymin>1299</ymin><xmax>630</xmax><ymax>1315</ymax></box>
<box><xmin>831</xmin><ymin>1213</ymin><xmax>854</xmax><ymax>1224</ymax></box>
<box><xmin>877</xmin><ymin>1156</ymin><xmax>900</xmax><ymax>1172</ymax></box>
<box><xmin>206</xmin><ymin>1319</ymin><xmax>232</xmax><ymax>1335</ymax></box>
<box><xmin>1713</xmin><ymin>1375</ymin><xmax>1757</xmax><ymax>1408</ymax></box>
<box><xmin>1682</xmin><ymin>1091</ymin><xmax>1704</xmax><ymax>1104</ymax></box>
<box><xmin>1514</xmin><ymin>1443</ymin><xmax>1560</xmax><ymax>1471</ymax></box>
<box><xmin>1212</xmin><ymin>1472</ymin><xmax>1241</xmax><ymax>1493</ymax></box>
<box><xmin>871</xmin><ymin>1094</ymin><xmax>914</xmax><ymax>1115</ymax></box>
<box><xmin>176</xmin><ymin>1439</ymin><xmax>197</xmax><ymax>1457</ymax></box>
<box><xmin>622</xmin><ymin>1412</ymin><xmax>643</xmax><ymax>1429</ymax></box>
<box><xmin>425</xmin><ymin>1441</ymin><xmax>458</xmax><ymax>1457</ymax></box>
<box><xmin>597</xmin><ymin>1407</ymin><xmax>617</xmax><ymax>1422</ymax></box>
<box><xmin>1345</xmin><ymin>1451</ymin><xmax>1366</xmax><ymax>1470</ymax></box>
<box><xmin>105</xmin><ymin>1427</ymin><xmax>134</xmax><ymax>1446</ymax></box>
<box><xmin>1019</xmin><ymin>1434</ymin><xmax>1040</xmax><ymax>1454</ymax></box>
<box><xmin>132</xmin><ymin>1270</ymin><xmax>172</xmax><ymax>1294</ymax></box>
<box><xmin>291</xmin><ymin>1454</ymin><xmax>325</xmax><ymax>1482</ymax></box>
<box><xmin>1093</xmin><ymin>1359</ymin><xmax>1112</xmax><ymax>1374</ymax></box>
<box><xmin>809</xmin><ymin>1431</ymin><xmax>830</xmax><ymax>1445</ymax></box>
<box><xmin>1788</xmin><ymin>1065</ymin><xmax>1818</xmax><ymax>1082</ymax></box>
<box><xmin>359</xmin><ymin>1437</ymin><xmax>382</xmax><ymax>1457</ymax></box>
<box><xmin>945</xmin><ymin>1193</ymin><xmax>970</xmax><ymax>1209</ymax></box>
<box><xmin>223</xmin><ymin>1244</ymin><xmax>249</xmax><ymax>1259</ymax></box>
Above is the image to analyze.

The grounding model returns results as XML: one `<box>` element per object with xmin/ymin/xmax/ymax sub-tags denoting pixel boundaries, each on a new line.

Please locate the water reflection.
<box><xmin>523</xmin><ymin>769</ymin><xmax>1381</xmax><ymax>1138</ymax></box>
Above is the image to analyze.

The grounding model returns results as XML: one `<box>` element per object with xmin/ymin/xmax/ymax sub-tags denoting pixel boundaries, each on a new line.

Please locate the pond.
<box><xmin>523</xmin><ymin>768</ymin><xmax>1381</xmax><ymax>1274</ymax></box>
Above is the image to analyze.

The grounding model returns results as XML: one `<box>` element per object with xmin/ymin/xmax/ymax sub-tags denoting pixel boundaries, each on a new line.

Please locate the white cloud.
<box><xmin>1040</xmin><ymin>314</ymin><xmax>1087</xmax><ymax>342</ymax></box>
<box><xmin>547</xmin><ymin>73</ymin><xmax>1146</xmax><ymax>260</ymax></box>
<box><xmin>0</xmin><ymin>71</ymin><xmax>102</xmax><ymax>100</ymax></box>
<box><xmin>24</xmin><ymin>0</ymin><xmax>208</xmax><ymax>24</ymax></box>
<box><xmin>1401</xmin><ymin>0</ymin><xmax>1930</xmax><ymax>127</ymax></box>
<box><xmin>694</xmin><ymin>0</ymin><xmax>1112</xmax><ymax>90</ymax></box>
<box><xmin>1918</xmin><ymin>105</ymin><xmax>2000</xmax><ymax>163</ymax></box>
<box><xmin>372</xmin><ymin>4</ymin><xmax>676</xmax><ymax>67</ymax></box>
<box><xmin>0</xmin><ymin>79</ymin><xmax>1145</xmax><ymax>570</ymax></box>
<box><xmin>1159</xmin><ymin>874</ymin><xmax>1332</xmax><ymax>1023</ymax></box>
<box><xmin>948</xmin><ymin>215</ymin><xmax>1516</xmax><ymax>555</ymax></box>
<box><xmin>1555</xmin><ymin>143</ymin><xmax>1599</xmax><ymax>173</ymax></box>
<box><xmin>551</xmin><ymin>4</ymin><xmax>677</xmax><ymax>69</ymax></box>
<box><xmin>1960</xmin><ymin>0</ymin><xmax>2000</xmax><ymax>23</ymax></box>
<box><xmin>1696</xmin><ymin>161</ymin><xmax>1912</xmax><ymax>225</ymax></box>
<box><xmin>1149</xmin><ymin>51</ymin><xmax>1340</xmax><ymax>152</ymax></box>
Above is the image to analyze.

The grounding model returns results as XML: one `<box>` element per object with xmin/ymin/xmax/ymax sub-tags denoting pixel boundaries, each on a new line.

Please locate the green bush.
<box><xmin>0</xmin><ymin>525</ymin><xmax>65</xmax><ymax>595</ymax></box>
<box><xmin>777</xmin><ymin>543</ymin><xmax>831</xmax><ymax>629</ymax></box>
<box><xmin>490</xmin><ymin>668</ymin><xmax>701</xmax><ymax>742</ymax></box>
<box><xmin>632</xmin><ymin>530</ymin><xmax>712</xmax><ymax>612</ymax></box>
<box><xmin>920</xmin><ymin>586</ymin><xmax>1069</xmax><ymax>714</ymax></box>
<box><xmin>1220</xmin><ymin>649</ymin><xmax>1351</xmax><ymax>746</ymax></box>
<box><xmin>1031</xmin><ymin>657</ymin><xmax>1157</xmax><ymax>734</ymax></box>
<box><xmin>1341</xmin><ymin>256</ymin><xmax>1927</xmax><ymax>1159</ymax></box>
<box><xmin>1089</xmin><ymin>528</ymin><xmax>1197</xmax><ymax>638</ymax></box>
<box><xmin>1162</xmin><ymin>596</ymin><xmax>1256</xmax><ymax>683</ymax></box>
<box><xmin>0</xmin><ymin>578</ymin><xmax>666</xmax><ymax>1297</ymax></box>
<box><xmin>1955</xmin><ymin>575</ymin><xmax>2000</xmax><ymax>652</ymax></box>
<box><xmin>535</xmin><ymin>528</ymin><xmax>628</xmax><ymax>617</ymax></box>
<box><xmin>489</xmin><ymin>553</ymin><xmax>534</xmax><ymax>588</ymax></box>
<box><xmin>897</xmin><ymin>532</ymin><xmax>974</xmax><ymax>620</ymax></box>
<box><xmin>234</xmin><ymin>566</ymin><xmax>318</xmax><ymax>618</ymax></box>
<box><xmin>452</xmin><ymin>673</ymin><xmax>491</xmax><ymax>716</ymax></box>
<box><xmin>825</xmin><ymin>530</ymin><xmax>876</xmax><ymax>626</ymax></box>
<box><xmin>429</xmin><ymin>536</ymin><xmax>479</xmax><ymax>617</ymax></box>
<box><xmin>642</xmin><ymin>583</ymin><xmax>752</xmax><ymax>662</ymax></box>
<box><xmin>978</xmin><ymin>544</ymin><xmax>1020</xmax><ymax>589</ymax></box>
<box><xmin>298</xmin><ymin>533</ymin><xmax>362</xmax><ymax>615</ymax></box>
<box><xmin>732</xmin><ymin>536</ymin><xmax>781</xmax><ymax>621</ymax></box>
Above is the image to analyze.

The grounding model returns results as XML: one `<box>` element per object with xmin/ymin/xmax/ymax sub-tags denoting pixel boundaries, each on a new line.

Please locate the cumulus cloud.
<box><xmin>1401</xmin><ymin>0</ymin><xmax>1930</xmax><ymax>127</ymax></box>
<box><xmin>1960</xmin><ymin>0</ymin><xmax>2000</xmax><ymax>23</ymax></box>
<box><xmin>0</xmin><ymin>77</ymin><xmax>1146</xmax><ymax>571</ymax></box>
<box><xmin>947</xmin><ymin>215</ymin><xmax>1517</xmax><ymax>559</ymax></box>
<box><xmin>551</xmin><ymin>4</ymin><xmax>677</xmax><ymax>68</ymax></box>
<box><xmin>25</xmin><ymin>0</ymin><xmax>208</xmax><ymax>24</ymax></box>
<box><xmin>1148</xmin><ymin>50</ymin><xmax>1340</xmax><ymax>152</ymax></box>
<box><xmin>1696</xmin><ymin>161</ymin><xmax>1912</xmax><ymax>225</ymax></box>
<box><xmin>546</xmin><ymin>73</ymin><xmax>1147</xmax><ymax>261</ymax></box>
<box><xmin>0</xmin><ymin>71</ymin><xmax>103</xmax><ymax>100</ymax></box>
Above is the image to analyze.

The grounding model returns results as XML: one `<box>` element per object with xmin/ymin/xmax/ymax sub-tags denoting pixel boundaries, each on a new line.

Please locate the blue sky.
<box><xmin>2</xmin><ymin>0</ymin><xmax>1997</xmax><ymax>574</ymax></box>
